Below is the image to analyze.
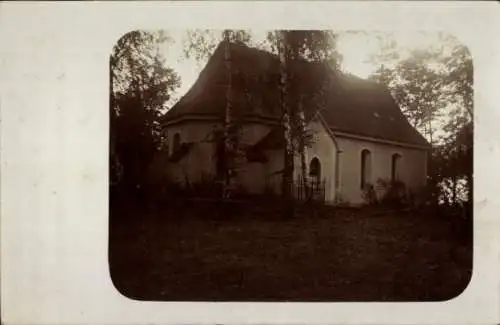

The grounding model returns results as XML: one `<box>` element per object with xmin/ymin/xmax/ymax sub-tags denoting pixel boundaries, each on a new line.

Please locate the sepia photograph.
<box><xmin>108</xmin><ymin>29</ymin><xmax>473</xmax><ymax>302</ymax></box>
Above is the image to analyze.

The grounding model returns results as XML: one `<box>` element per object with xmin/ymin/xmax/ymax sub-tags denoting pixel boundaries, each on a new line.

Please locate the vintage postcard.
<box><xmin>1</xmin><ymin>1</ymin><xmax>499</xmax><ymax>325</ymax></box>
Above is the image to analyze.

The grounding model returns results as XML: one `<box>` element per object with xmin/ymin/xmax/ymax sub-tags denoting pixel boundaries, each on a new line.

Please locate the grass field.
<box><xmin>109</xmin><ymin>198</ymin><xmax>472</xmax><ymax>301</ymax></box>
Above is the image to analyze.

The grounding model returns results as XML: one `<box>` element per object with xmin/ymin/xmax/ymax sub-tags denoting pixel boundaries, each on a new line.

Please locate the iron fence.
<box><xmin>293</xmin><ymin>176</ymin><xmax>326</xmax><ymax>204</ymax></box>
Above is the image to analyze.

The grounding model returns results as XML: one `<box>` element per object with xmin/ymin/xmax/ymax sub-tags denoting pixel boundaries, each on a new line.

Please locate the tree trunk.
<box><xmin>223</xmin><ymin>31</ymin><xmax>233</xmax><ymax>199</ymax></box>
<box><xmin>298</xmin><ymin>97</ymin><xmax>309</xmax><ymax>198</ymax></box>
<box><xmin>279</xmin><ymin>31</ymin><xmax>294</xmax><ymax>216</ymax></box>
<box><xmin>451</xmin><ymin>175</ymin><xmax>458</xmax><ymax>205</ymax></box>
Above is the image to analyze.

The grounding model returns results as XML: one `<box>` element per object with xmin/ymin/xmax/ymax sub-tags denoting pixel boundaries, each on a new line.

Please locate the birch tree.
<box><xmin>275</xmin><ymin>31</ymin><xmax>340</xmax><ymax>201</ymax></box>
<box><xmin>183</xmin><ymin>29</ymin><xmax>253</xmax><ymax>198</ymax></box>
<box><xmin>222</xmin><ymin>30</ymin><xmax>234</xmax><ymax>197</ymax></box>
<box><xmin>278</xmin><ymin>31</ymin><xmax>294</xmax><ymax>210</ymax></box>
<box><xmin>183</xmin><ymin>30</ymin><xmax>341</xmax><ymax>203</ymax></box>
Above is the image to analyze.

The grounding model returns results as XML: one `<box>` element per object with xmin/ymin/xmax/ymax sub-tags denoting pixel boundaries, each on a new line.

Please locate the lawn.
<box><xmin>109</xmin><ymin>197</ymin><xmax>472</xmax><ymax>301</ymax></box>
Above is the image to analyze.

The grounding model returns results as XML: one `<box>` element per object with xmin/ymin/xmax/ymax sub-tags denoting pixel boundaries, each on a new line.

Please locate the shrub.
<box><xmin>377</xmin><ymin>178</ymin><xmax>407</xmax><ymax>208</ymax></box>
<box><xmin>230</xmin><ymin>183</ymin><xmax>249</xmax><ymax>199</ymax></box>
<box><xmin>334</xmin><ymin>194</ymin><xmax>351</xmax><ymax>207</ymax></box>
<box><xmin>408</xmin><ymin>185</ymin><xmax>429</xmax><ymax>209</ymax></box>
<box><xmin>156</xmin><ymin>179</ymin><xmax>188</xmax><ymax>200</ymax></box>
<box><xmin>264</xmin><ymin>184</ymin><xmax>276</xmax><ymax>197</ymax></box>
<box><xmin>251</xmin><ymin>183</ymin><xmax>280</xmax><ymax>204</ymax></box>
<box><xmin>361</xmin><ymin>182</ymin><xmax>378</xmax><ymax>206</ymax></box>
<box><xmin>186</xmin><ymin>173</ymin><xmax>222</xmax><ymax>198</ymax></box>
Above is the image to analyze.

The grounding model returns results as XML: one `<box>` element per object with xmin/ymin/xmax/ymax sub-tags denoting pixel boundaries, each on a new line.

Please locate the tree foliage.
<box><xmin>370</xmin><ymin>49</ymin><xmax>448</xmax><ymax>144</ymax></box>
<box><xmin>276</xmin><ymin>31</ymin><xmax>341</xmax><ymax>201</ymax></box>
<box><xmin>369</xmin><ymin>35</ymin><xmax>473</xmax><ymax>206</ymax></box>
<box><xmin>441</xmin><ymin>40</ymin><xmax>473</xmax><ymax>119</ymax></box>
<box><xmin>110</xmin><ymin>30</ymin><xmax>180</xmax><ymax>190</ymax></box>
<box><xmin>266</xmin><ymin>30</ymin><xmax>342</xmax><ymax>68</ymax></box>
<box><xmin>183</xmin><ymin>29</ymin><xmax>253</xmax><ymax>61</ymax></box>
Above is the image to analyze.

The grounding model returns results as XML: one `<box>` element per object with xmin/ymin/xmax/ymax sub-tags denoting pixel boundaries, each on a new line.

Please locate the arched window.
<box><xmin>172</xmin><ymin>133</ymin><xmax>181</xmax><ymax>153</ymax></box>
<box><xmin>360</xmin><ymin>149</ymin><xmax>372</xmax><ymax>189</ymax></box>
<box><xmin>309</xmin><ymin>157</ymin><xmax>321</xmax><ymax>184</ymax></box>
<box><xmin>391</xmin><ymin>153</ymin><xmax>402</xmax><ymax>182</ymax></box>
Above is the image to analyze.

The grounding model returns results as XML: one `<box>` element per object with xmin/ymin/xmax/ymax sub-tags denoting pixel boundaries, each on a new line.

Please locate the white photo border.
<box><xmin>1</xmin><ymin>1</ymin><xmax>499</xmax><ymax>325</ymax></box>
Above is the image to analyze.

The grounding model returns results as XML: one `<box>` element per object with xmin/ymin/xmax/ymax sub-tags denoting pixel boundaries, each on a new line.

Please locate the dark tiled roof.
<box><xmin>164</xmin><ymin>41</ymin><xmax>430</xmax><ymax>148</ymax></box>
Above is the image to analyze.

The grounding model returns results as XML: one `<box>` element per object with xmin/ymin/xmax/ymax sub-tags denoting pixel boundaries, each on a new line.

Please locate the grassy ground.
<box><xmin>109</xmin><ymin>197</ymin><xmax>472</xmax><ymax>302</ymax></box>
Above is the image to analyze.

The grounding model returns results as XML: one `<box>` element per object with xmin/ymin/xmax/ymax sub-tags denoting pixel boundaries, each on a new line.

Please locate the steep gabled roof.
<box><xmin>320</xmin><ymin>73</ymin><xmax>430</xmax><ymax>148</ymax></box>
<box><xmin>163</xmin><ymin>41</ymin><xmax>430</xmax><ymax>148</ymax></box>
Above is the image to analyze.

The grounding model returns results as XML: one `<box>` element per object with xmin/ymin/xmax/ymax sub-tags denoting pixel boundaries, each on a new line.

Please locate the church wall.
<box><xmin>335</xmin><ymin>135</ymin><xmax>428</xmax><ymax>205</ymax></box>
<box><xmin>162</xmin><ymin>118</ymin><xmax>428</xmax><ymax>207</ymax></box>
<box><xmin>164</xmin><ymin>121</ymin><xmax>219</xmax><ymax>184</ymax></box>
<box><xmin>299</xmin><ymin>116</ymin><xmax>339</xmax><ymax>204</ymax></box>
<box><xmin>164</xmin><ymin>119</ymin><xmax>274</xmax><ymax>190</ymax></box>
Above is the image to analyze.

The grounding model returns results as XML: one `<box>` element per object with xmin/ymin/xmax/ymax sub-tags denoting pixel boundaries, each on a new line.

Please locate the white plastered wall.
<box><xmin>335</xmin><ymin>135</ymin><xmax>428</xmax><ymax>205</ymax></box>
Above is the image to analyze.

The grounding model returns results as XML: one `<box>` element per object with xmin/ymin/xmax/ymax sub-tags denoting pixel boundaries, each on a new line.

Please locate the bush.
<box><xmin>264</xmin><ymin>184</ymin><xmax>277</xmax><ymax>197</ymax></box>
<box><xmin>377</xmin><ymin>178</ymin><xmax>407</xmax><ymax>208</ymax></box>
<box><xmin>334</xmin><ymin>193</ymin><xmax>351</xmax><ymax>207</ymax></box>
<box><xmin>361</xmin><ymin>183</ymin><xmax>378</xmax><ymax>206</ymax></box>
<box><xmin>230</xmin><ymin>183</ymin><xmax>249</xmax><ymax>199</ymax></box>
<box><xmin>408</xmin><ymin>185</ymin><xmax>430</xmax><ymax>209</ymax></box>
<box><xmin>185</xmin><ymin>173</ymin><xmax>222</xmax><ymax>198</ymax></box>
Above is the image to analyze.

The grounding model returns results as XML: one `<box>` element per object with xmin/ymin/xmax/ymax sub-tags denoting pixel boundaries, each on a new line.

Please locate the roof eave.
<box><xmin>332</xmin><ymin>130</ymin><xmax>431</xmax><ymax>150</ymax></box>
<box><xmin>162</xmin><ymin>113</ymin><xmax>281</xmax><ymax>128</ymax></box>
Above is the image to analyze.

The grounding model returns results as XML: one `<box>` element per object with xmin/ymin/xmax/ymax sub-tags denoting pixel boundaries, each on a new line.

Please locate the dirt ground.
<box><xmin>109</xmin><ymin>198</ymin><xmax>472</xmax><ymax>301</ymax></box>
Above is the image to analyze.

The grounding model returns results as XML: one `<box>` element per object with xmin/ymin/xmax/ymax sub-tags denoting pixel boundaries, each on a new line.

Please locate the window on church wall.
<box><xmin>391</xmin><ymin>153</ymin><xmax>402</xmax><ymax>182</ymax></box>
<box><xmin>309</xmin><ymin>157</ymin><xmax>321</xmax><ymax>185</ymax></box>
<box><xmin>360</xmin><ymin>149</ymin><xmax>372</xmax><ymax>189</ymax></box>
<box><xmin>173</xmin><ymin>133</ymin><xmax>181</xmax><ymax>153</ymax></box>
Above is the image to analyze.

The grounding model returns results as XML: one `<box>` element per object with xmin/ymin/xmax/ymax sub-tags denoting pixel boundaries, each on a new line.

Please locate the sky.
<box><xmin>162</xmin><ymin>30</ymin><xmax>445</xmax><ymax>103</ymax></box>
